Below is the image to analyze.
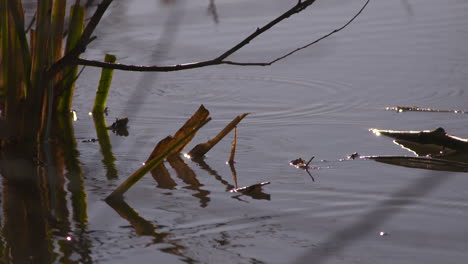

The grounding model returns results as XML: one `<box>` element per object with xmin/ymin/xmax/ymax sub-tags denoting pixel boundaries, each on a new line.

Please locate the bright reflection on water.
<box><xmin>2</xmin><ymin>0</ymin><xmax>468</xmax><ymax>263</ymax></box>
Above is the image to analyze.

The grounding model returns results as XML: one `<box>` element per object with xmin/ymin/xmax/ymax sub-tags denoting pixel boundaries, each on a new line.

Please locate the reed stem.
<box><xmin>92</xmin><ymin>54</ymin><xmax>116</xmax><ymax>113</ymax></box>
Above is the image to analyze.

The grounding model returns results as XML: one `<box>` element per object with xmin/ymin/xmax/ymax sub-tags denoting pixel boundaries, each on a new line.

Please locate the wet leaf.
<box><xmin>369</xmin><ymin>127</ymin><xmax>468</xmax><ymax>172</ymax></box>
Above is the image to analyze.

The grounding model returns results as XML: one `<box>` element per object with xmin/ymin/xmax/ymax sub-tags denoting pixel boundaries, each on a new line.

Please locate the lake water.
<box><xmin>2</xmin><ymin>0</ymin><xmax>468</xmax><ymax>263</ymax></box>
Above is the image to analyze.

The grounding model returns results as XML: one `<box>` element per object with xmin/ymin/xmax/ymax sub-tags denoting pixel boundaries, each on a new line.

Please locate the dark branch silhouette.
<box><xmin>50</xmin><ymin>0</ymin><xmax>370</xmax><ymax>73</ymax></box>
<box><xmin>47</xmin><ymin>0</ymin><xmax>114</xmax><ymax>77</ymax></box>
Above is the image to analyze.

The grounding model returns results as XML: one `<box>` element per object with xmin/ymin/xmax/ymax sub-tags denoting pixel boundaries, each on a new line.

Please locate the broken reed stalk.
<box><xmin>6</xmin><ymin>0</ymin><xmax>31</xmax><ymax>94</ymax></box>
<box><xmin>229</xmin><ymin>126</ymin><xmax>237</xmax><ymax>164</ymax></box>
<box><xmin>145</xmin><ymin>105</ymin><xmax>209</xmax><ymax>189</ymax></box>
<box><xmin>57</xmin><ymin>4</ymin><xmax>85</xmax><ymax>113</ymax></box>
<box><xmin>92</xmin><ymin>54</ymin><xmax>116</xmax><ymax>113</ymax></box>
<box><xmin>228</xmin><ymin>162</ymin><xmax>238</xmax><ymax>189</ymax></box>
<box><xmin>188</xmin><ymin>113</ymin><xmax>249</xmax><ymax>159</ymax></box>
<box><xmin>148</xmin><ymin>105</ymin><xmax>210</xmax><ymax>162</ymax></box>
<box><xmin>106</xmin><ymin>118</ymin><xmax>211</xmax><ymax>201</ymax></box>
<box><xmin>1</xmin><ymin>0</ymin><xmax>29</xmax><ymax>121</ymax></box>
<box><xmin>51</xmin><ymin>0</ymin><xmax>66</xmax><ymax>65</ymax></box>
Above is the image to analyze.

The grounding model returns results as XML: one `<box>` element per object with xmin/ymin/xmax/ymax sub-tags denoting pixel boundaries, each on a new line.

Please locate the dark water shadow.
<box><xmin>57</xmin><ymin>115</ymin><xmax>89</xmax><ymax>229</ymax></box>
<box><xmin>295</xmin><ymin>170</ymin><xmax>454</xmax><ymax>264</ymax></box>
<box><xmin>119</xmin><ymin>1</ymin><xmax>185</xmax><ymax>118</ymax></box>
<box><xmin>1</xmin><ymin>176</ymin><xmax>54</xmax><ymax>263</ymax></box>
<box><xmin>207</xmin><ymin>0</ymin><xmax>219</xmax><ymax>24</ymax></box>
<box><xmin>194</xmin><ymin>159</ymin><xmax>235</xmax><ymax>191</ymax></box>
<box><xmin>0</xmin><ymin>114</ymin><xmax>92</xmax><ymax>263</ymax></box>
<box><xmin>105</xmin><ymin>197</ymin><xmax>195</xmax><ymax>263</ymax></box>
<box><xmin>401</xmin><ymin>0</ymin><xmax>414</xmax><ymax>16</ymax></box>
<box><xmin>194</xmin><ymin>159</ymin><xmax>271</xmax><ymax>201</ymax></box>
<box><xmin>167</xmin><ymin>155</ymin><xmax>211</xmax><ymax>208</ymax></box>
<box><xmin>151</xmin><ymin>163</ymin><xmax>178</xmax><ymax>189</ymax></box>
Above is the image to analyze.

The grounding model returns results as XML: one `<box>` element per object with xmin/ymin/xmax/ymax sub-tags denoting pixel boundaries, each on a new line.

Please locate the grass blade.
<box><xmin>57</xmin><ymin>4</ymin><xmax>85</xmax><ymax>112</ymax></box>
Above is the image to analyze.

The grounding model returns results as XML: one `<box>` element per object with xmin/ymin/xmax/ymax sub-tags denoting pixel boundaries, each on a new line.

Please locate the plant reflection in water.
<box><xmin>0</xmin><ymin>114</ymin><xmax>91</xmax><ymax>263</ymax></box>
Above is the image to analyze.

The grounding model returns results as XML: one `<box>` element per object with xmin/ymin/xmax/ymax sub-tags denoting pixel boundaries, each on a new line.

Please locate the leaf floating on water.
<box><xmin>368</xmin><ymin>127</ymin><xmax>468</xmax><ymax>172</ymax></box>
<box><xmin>108</xmin><ymin>117</ymin><xmax>129</xmax><ymax>136</ymax></box>
<box><xmin>290</xmin><ymin>156</ymin><xmax>314</xmax><ymax>169</ymax></box>
<box><xmin>370</xmin><ymin>127</ymin><xmax>468</xmax><ymax>154</ymax></box>
<box><xmin>289</xmin><ymin>156</ymin><xmax>315</xmax><ymax>181</ymax></box>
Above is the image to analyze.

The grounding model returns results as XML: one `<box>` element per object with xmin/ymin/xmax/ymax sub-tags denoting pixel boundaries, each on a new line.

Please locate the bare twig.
<box><xmin>268</xmin><ymin>0</ymin><xmax>370</xmax><ymax>65</ymax></box>
<box><xmin>215</xmin><ymin>0</ymin><xmax>317</xmax><ymax>62</ymax></box>
<box><xmin>25</xmin><ymin>12</ymin><xmax>36</xmax><ymax>33</ymax></box>
<box><xmin>73</xmin><ymin>0</ymin><xmax>370</xmax><ymax>72</ymax></box>
<box><xmin>54</xmin><ymin>66</ymin><xmax>86</xmax><ymax>96</ymax></box>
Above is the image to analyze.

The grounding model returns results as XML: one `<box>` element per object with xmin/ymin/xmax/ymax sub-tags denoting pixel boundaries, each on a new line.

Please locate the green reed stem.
<box><xmin>51</xmin><ymin>0</ymin><xmax>67</xmax><ymax>64</ymax></box>
<box><xmin>92</xmin><ymin>54</ymin><xmax>116</xmax><ymax>113</ymax></box>
<box><xmin>57</xmin><ymin>4</ymin><xmax>85</xmax><ymax>112</ymax></box>
<box><xmin>7</xmin><ymin>0</ymin><xmax>31</xmax><ymax>94</ymax></box>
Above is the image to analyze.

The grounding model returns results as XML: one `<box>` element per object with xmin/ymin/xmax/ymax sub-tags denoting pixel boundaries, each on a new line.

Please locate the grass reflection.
<box><xmin>0</xmin><ymin>113</ymin><xmax>92</xmax><ymax>263</ymax></box>
<box><xmin>92</xmin><ymin>113</ymin><xmax>118</xmax><ymax>179</ymax></box>
<box><xmin>105</xmin><ymin>196</ymin><xmax>193</xmax><ymax>262</ymax></box>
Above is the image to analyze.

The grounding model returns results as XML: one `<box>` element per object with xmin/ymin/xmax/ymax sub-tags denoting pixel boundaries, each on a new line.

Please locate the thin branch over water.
<box><xmin>64</xmin><ymin>0</ymin><xmax>370</xmax><ymax>72</ymax></box>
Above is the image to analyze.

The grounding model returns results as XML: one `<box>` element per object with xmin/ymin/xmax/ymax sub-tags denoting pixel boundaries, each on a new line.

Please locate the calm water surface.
<box><xmin>3</xmin><ymin>0</ymin><xmax>468</xmax><ymax>263</ymax></box>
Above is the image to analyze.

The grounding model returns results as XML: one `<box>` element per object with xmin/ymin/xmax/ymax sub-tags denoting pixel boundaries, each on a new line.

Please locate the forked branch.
<box><xmin>51</xmin><ymin>0</ymin><xmax>370</xmax><ymax>73</ymax></box>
